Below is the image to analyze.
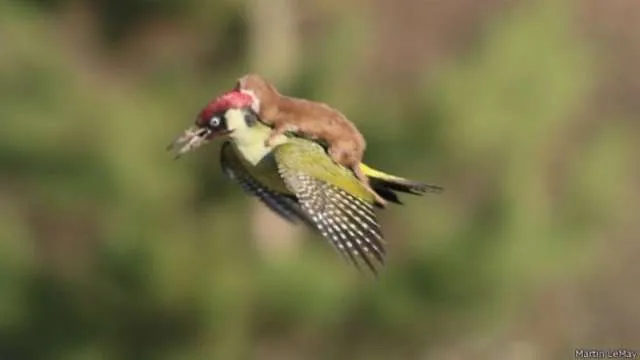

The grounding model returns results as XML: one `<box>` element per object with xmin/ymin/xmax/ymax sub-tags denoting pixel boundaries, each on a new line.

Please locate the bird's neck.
<box><xmin>228</xmin><ymin>123</ymin><xmax>288</xmax><ymax>166</ymax></box>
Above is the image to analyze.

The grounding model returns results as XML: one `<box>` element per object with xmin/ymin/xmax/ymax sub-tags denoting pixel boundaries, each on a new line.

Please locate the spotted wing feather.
<box><xmin>277</xmin><ymin>167</ymin><xmax>386</xmax><ymax>274</ymax></box>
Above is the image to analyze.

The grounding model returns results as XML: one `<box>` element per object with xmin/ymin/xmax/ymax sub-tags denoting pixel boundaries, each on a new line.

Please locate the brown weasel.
<box><xmin>234</xmin><ymin>73</ymin><xmax>387</xmax><ymax>206</ymax></box>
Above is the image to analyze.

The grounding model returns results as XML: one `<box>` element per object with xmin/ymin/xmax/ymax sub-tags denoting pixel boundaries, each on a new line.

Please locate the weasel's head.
<box><xmin>234</xmin><ymin>73</ymin><xmax>280</xmax><ymax>113</ymax></box>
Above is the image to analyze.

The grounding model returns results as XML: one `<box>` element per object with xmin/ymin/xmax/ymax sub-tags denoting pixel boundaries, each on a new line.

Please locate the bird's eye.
<box><xmin>209</xmin><ymin>116</ymin><xmax>221</xmax><ymax>128</ymax></box>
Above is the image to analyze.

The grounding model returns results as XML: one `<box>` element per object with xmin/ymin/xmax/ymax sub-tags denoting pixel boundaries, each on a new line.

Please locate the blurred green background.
<box><xmin>1</xmin><ymin>0</ymin><xmax>638</xmax><ymax>359</ymax></box>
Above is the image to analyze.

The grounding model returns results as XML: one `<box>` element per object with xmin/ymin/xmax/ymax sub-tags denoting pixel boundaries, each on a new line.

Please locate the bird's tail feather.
<box><xmin>360</xmin><ymin>163</ymin><xmax>443</xmax><ymax>205</ymax></box>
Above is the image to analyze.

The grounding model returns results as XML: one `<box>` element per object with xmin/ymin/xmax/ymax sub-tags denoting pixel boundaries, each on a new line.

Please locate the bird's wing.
<box><xmin>278</xmin><ymin>139</ymin><xmax>375</xmax><ymax>202</ymax></box>
<box><xmin>219</xmin><ymin>141</ymin><xmax>317</xmax><ymax>229</ymax></box>
<box><xmin>274</xmin><ymin>141</ymin><xmax>386</xmax><ymax>274</ymax></box>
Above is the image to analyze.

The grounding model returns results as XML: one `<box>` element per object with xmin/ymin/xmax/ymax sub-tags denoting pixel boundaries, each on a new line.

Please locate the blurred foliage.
<box><xmin>0</xmin><ymin>0</ymin><xmax>637</xmax><ymax>359</ymax></box>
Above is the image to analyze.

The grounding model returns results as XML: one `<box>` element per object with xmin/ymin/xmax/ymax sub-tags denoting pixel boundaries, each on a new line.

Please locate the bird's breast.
<box><xmin>231</xmin><ymin>142</ymin><xmax>291</xmax><ymax>194</ymax></box>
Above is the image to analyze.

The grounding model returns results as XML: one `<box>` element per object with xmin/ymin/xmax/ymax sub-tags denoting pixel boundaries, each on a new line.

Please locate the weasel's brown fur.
<box><xmin>235</xmin><ymin>73</ymin><xmax>387</xmax><ymax>206</ymax></box>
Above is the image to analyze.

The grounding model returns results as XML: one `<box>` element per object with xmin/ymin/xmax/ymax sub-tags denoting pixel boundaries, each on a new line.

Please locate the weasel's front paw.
<box><xmin>264</xmin><ymin>136</ymin><xmax>275</xmax><ymax>147</ymax></box>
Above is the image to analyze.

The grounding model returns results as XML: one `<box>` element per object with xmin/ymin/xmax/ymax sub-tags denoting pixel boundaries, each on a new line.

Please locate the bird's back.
<box><xmin>272</xmin><ymin>138</ymin><xmax>375</xmax><ymax>202</ymax></box>
<box><xmin>228</xmin><ymin>135</ymin><xmax>375</xmax><ymax>203</ymax></box>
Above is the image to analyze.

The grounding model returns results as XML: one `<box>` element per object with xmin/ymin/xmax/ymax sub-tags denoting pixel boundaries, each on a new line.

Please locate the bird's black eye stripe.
<box><xmin>244</xmin><ymin>109</ymin><xmax>259</xmax><ymax>127</ymax></box>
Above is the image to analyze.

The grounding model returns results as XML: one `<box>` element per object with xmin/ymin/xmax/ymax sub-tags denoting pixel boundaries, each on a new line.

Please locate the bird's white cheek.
<box><xmin>224</xmin><ymin>108</ymin><xmax>248</xmax><ymax>132</ymax></box>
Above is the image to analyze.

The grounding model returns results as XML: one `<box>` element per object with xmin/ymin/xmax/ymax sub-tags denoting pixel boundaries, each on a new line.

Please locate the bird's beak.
<box><xmin>166</xmin><ymin>125</ymin><xmax>212</xmax><ymax>159</ymax></box>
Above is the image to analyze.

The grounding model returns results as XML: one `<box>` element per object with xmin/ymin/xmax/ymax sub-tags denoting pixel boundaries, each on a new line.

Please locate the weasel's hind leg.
<box><xmin>353</xmin><ymin>164</ymin><xmax>388</xmax><ymax>207</ymax></box>
<box><xmin>328</xmin><ymin>146</ymin><xmax>387</xmax><ymax>207</ymax></box>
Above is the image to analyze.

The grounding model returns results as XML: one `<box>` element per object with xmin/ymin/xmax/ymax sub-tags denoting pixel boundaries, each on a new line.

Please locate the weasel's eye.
<box><xmin>209</xmin><ymin>116</ymin><xmax>221</xmax><ymax>128</ymax></box>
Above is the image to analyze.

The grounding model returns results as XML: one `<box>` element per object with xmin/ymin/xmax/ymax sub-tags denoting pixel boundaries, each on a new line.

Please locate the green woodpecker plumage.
<box><xmin>168</xmin><ymin>91</ymin><xmax>443</xmax><ymax>274</ymax></box>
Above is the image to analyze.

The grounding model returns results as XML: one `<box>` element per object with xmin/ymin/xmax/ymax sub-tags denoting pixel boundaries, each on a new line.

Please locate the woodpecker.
<box><xmin>168</xmin><ymin>91</ymin><xmax>443</xmax><ymax>274</ymax></box>
<box><xmin>234</xmin><ymin>74</ymin><xmax>388</xmax><ymax>206</ymax></box>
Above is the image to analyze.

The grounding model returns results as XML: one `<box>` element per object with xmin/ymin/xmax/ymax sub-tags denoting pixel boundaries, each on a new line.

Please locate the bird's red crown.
<box><xmin>197</xmin><ymin>90</ymin><xmax>253</xmax><ymax>126</ymax></box>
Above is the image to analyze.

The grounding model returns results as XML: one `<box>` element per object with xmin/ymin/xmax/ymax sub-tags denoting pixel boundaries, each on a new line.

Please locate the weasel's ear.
<box><xmin>233</xmin><ymin>78</ymin><xmax>242</xmax><ymax>91</ymax></box>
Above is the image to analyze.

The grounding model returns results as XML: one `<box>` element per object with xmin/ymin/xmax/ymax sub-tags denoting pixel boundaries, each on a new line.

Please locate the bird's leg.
<box><xmin>353</xmin><ymin>164</ymin><xmax>388</xmax><ymax>207</ymax></box>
